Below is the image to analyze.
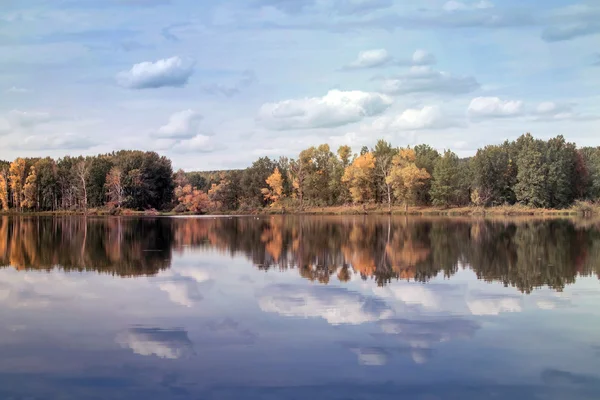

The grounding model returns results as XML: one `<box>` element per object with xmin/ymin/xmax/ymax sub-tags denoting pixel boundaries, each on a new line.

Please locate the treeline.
<box><xmin>0</xmin><ymin>150</ymin><xmax>174</xmax><ymax>212</ymax></box>
<box><xmin>1</xmin><ymin>133</ymin><xmax>599</xmax><ymax>212</ymax></box>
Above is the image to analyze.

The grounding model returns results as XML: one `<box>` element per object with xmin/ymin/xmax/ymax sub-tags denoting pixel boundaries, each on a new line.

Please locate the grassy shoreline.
<box><xmin>1</xmin><ymin>202</ymin><xmax>598</xmax><ymax>218</ymax></box>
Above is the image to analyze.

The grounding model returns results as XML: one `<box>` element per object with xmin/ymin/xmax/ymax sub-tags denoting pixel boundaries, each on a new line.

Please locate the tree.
<box><xmin>105</xmin><ymin>166</ymin><xmax>124</xmax><ymax>208</ymax></box>
<box><xmin>22</xmin><ymin>166</ymin><xmax>38</xmax><ymax>209</ymax></box>
<box><xmin>9</xmin><ymin>158</ymin><xmax>27</xmax><ymax>211</ymax></box>
<box><xmin>262</xmin><ymin>167</ymin><xmax>285</xmax><ymax>208</ymax></box>
<box><xmin>373</xmin><ymin>140</ymin><xmax>398</xmax><ymax>210</ymax></box>
<box><xmin>471</xmin><ymin>144</ymin><xmax>515</xmax><ymax>206</ymax></box>
<box><xmin>342</xmin><ymin>152</ymin><xmax>376</xmax><ymax>204</ymax></box>
<box><xmin>430</xmin><ymin>150</ymin><xmax>469</xmax><ymax>207</ymax></box>
<box><xmin>514</xmin><ymin>133</ymin><xmax>549</xmax><ymax>208</ymax></box>
<box><xmin>75</xmin><ymin>160</ymin><xmax>90</xmax><ymax>212</ymax></box>
<box><xmin>414</xmin><ymin>144</ymin><xmax>440</xmax><ymax>205</ymax></box>
<box><xmin>0</xmin><ymin>169</ymin><xmax>8</xmax><ymax>211</ymax></box>
<box><xmin>175</xmin><ymin>185</ymin><xmax>213</xmax><ymax>214</ymax></box>
<box><xmin>387</xmin><ymin>148</ymin><xmax>431</xmax><ymax>211</ymax></box>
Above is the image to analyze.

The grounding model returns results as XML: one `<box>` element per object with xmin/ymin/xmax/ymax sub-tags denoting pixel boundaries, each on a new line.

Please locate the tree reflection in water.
<box><xmin>0</xmin><ymin>216</ymin><xmax>598</xmax><ymax>293</ymax></box>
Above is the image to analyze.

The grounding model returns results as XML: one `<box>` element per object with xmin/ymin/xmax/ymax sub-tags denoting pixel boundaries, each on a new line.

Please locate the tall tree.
<box><xmin>430</xmin><ymin>150</ymin><xmax>469</xmax><ymax>207</ymax></box>
<box><xmin>414</xmin><ymin>144</ymin><xmax>440</xmax><ymax>205</ymax></box>
<box><xmin>22</xmin><ymin>166</ymin><xmax>38</xmax><ymax>209</ymax></box>
<box><xmin>9</xmin><ymin>158</ymin><xmax>27</xmax><ymax>211</ymax></box>
<box><xmin>387</xmin><ymin>148</ymin><xmax>431</xmax><ymax>211</ymax></box>
<box><xmin>75</xmin><ymin>159</ymin><xmax>90</xmax><ymax>212</ymax></box>
<box><xmin>105</xmin><ymin>166</ymin><xmax>124</xmax><ymax>208</ymax></box>
<box><xmin>342</xmin><ymin>152</ymin><xmax>376</xmax><ymax>204</ymax></box>
<box><xmin>0</xmin><ymin>169</ymin><xmax>8</xmax><ymax>211</ymax></box>
<box><xmin>262</xmin><ymin>167</ymin><xmax>285</xmax><ymax>208</ymax></box>
<box><xmin>373</xmin><ymin>140</ymin><xmax>398</xmax><ymax>209</ymax></box>
<box><xmin>514</xmin><ymin>133</ymin><xmax>549</xmax><ymax>208</ymax></box>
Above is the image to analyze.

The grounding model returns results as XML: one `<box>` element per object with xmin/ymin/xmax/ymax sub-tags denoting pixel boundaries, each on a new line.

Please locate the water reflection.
<box><xmin>0</xmin><ymin>216</ymin><xmax>599</xmax><ymax>399</ymax></box>
<box><xmin>1</xmin><ymin>216</ymin><xmax>599</xmax><ymax>293</ymax></box>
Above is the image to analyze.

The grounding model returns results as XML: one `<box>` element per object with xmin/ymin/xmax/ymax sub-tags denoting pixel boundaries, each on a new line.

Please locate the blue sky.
<box><xmin>1</xmin><ymin>0</ymin><xmax>599</xmax><ymax>170</ymax></box>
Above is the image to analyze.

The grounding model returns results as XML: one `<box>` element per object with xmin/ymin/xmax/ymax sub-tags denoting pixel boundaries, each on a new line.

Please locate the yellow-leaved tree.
<box><xmin>342</xmin><ymin>152</ymin><xmax>376</xmax><ymax>204</ymax></box>
<box><xmin>386</xmin><ymin>148</ymin><xmax>431</xmax><ymax>211</ymax></box>
<box><xmin>0</xmin><ymin>170</ymin><xmax>8</xmax><ymax>211</ymax></box>
<box><xmin>22</xmin><ymin>166</ymin><xmax>37</xmax><ymax>209</ymax></box>
<box><xmin>262</xmin><ymin>167</ymin><xmax>285</xmax><ymax>208</ymax></box>
<box><xmin>9</xmin><ymin>158</ymin><xmax>27</xmax><ymax>212</ymax></box>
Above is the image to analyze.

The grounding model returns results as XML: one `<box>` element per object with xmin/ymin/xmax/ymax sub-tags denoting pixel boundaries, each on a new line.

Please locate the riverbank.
<box><xmin>1</xmin><ymin>201</ymin><xmax>598</xmax><ymax>217</ymax></box>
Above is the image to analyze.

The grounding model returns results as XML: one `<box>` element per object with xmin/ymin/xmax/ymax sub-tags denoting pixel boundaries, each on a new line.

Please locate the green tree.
<box><xmin>414</xmin><ymin>144</ymin><xmax>440</xmax><ymax>205</ymax></box>
<box><xmin>430</xmin><ymin>150</ymin><xmax>470</xmax><ymax>207</ymax></box>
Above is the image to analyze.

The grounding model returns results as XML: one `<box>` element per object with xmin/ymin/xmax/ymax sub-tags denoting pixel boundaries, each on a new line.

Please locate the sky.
<box><xmin>1</xmin><ymin>0</ymin><xmax>599</xmax><ymax>171</ymax></box>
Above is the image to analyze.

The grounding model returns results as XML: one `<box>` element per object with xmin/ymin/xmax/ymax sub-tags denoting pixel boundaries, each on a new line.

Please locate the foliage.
<box><xmin>342</xmin><ymin>152</ymin><xmax>376</xmax><ymax>203</ymax></box>
<box><xmin>386</xmin><ymin>148</ymin><xmax>431</xmax><ymax>207</ymax></box>
<box><xmin>262</xmin><ymin>167</ymin><xmax>285</xmax><ymax>208</ymax></box>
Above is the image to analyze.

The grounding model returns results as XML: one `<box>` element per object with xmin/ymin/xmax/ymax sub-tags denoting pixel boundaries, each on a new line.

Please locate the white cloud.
<box><xmin>258</xmin><ymin>89</ymin><xmax>393</xmax><ymax>130</ymax></box>
<box><xmin>467</xmin><ymin>296</ymin><xmax>522</xmax><ymax>315</ymax></box>
<box><xmin>411</xmin><ymin>49</ymin><xmax>436</xmax><ymax>66</ymax></box>
<box><xmin>116</xmin><ymin>327</ymin><xmax>194</xmax><ymax>359</ymax></box>
<box><xmin>155</xmin><ymin>109</ymin><xmax>203</xmax><ymax>139</ymax></box>
<box><xmin>345</xmin><ymin>49</ymin><xmax>392</xmax><ymax>69</ymax></box>
<box><xmin>116</xmin><ymin>56</ymin><xmax>195</xmax><ymax>89</ymax></box>
<box><xmin>467</xmin><ymin>97</ymin><xmax>524</xmax><ymax>119</ymax></box>
<box><xmin>172</xmin><ymin>134</ymin><xmax>222</xmax><ymax>153</ymax></box>
<box><xmin>371</xmin><ymin>105</ymin><xmax>453</xmax><ymax>131</ymax></box>
<box><xmin>533</xmin><ymin>101</ymin><xmax>575</xmax><ymax>120</ymax></box>
<box><xmin>258</xmin><ymin>284</ymin><xmax>394</xmax><ymax>325</ymax></box>
<box><xmin>14</xmin><ymin>133</ymin><xmax>96</xmax><ymax>150</ymax></box>
<box><xmin>381</xmin><ymin>66</ymin><xmax>479</xmax><ymax>95</ymax></box>
<box><xmin>443</xmin><ymin>0</ymin><xmax>494</xmax><ymax>12</ymax></box>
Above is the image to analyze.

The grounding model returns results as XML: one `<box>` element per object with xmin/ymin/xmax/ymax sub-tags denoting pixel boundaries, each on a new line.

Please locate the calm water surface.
<box><xmin>1</xmin><ymin>216</ymin><xmax>599</xmax><ymax>399</ymax></box>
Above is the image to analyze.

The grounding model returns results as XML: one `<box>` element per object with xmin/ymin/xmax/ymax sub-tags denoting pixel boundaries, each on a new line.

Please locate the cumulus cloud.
<box><xmin>116</xmin><ymin>327</ymin><xmax>194</xmax><ymax>359</ymax></box>
<box><xmin>467</xmin><ymin>96</ymin><xmax>524</xmax><ymax>119</ymax></box>
<box><xmin>380</xmin><ymin>66</ymin><xmax>479</xmax><ymax>95</ymax></box>
<box><xmin>371</xmin><ymin>105</ymin><xmax>455</xmax><ymax>131</ymax></box>
<box><xmin>467</xmin><ymin>294</ymin><xmax>522</xmax><ymax>315</ymax></box>
<box><xmin>14</xmin><ymin>134</ymin><xmax>97</xmax><ymax>151</ymax></box>
<box><xmin>155</xmin><ymin>110</ymin><xmax>203</xmax><ymax>139</ymax></box>
<box><xmin>258</xmin><ymin>89</ymin><xmax>393</xmax><ymax>130</ymax></box>
<box><xmin>345</xmin><ymin>49</ymin><xmax>392</xmax><ymax>69</ymax></box>
<box><xmin>410</xmin><ymin>49</ymin><xmax>437</xmax><ymax>66</ymax></box>
<box><xmin>172</xmin><ymin>134</ymin><xmax>223</xmax><ymax>153</ymax></box>
<box><xmin>117</xmin><ymin>56</ymin><xmax>194</xmax><ymax>89</ymax></box>
<box><xmin>258</xmin><ymin>284</ymin><xmax>394</xmax><ymax>325</ymax></box>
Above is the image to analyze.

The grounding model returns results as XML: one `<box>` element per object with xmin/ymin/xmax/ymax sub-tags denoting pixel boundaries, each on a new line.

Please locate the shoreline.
<box><xmin>0</xmin><ymin>204</ymin><xmax>597</xmax><ymax>218</ymax></box>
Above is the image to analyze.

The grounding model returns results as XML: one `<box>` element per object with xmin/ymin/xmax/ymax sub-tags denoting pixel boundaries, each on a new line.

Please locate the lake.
<box><xmin>1</xmin><ymin>215</ymin><xmax>599</xmax><ymax>399</ymax></box>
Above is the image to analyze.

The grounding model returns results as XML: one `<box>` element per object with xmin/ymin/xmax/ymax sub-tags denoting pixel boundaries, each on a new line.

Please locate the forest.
<box><xmin>1</xmin><ymin>133</ymin><xmax>599</xmax><ymax>213</ymax></box>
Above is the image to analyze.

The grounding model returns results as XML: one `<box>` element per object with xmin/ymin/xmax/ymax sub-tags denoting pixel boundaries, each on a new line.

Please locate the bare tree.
<box><xmin>75</xmin><ymin>160</ymin><xmax>90</xmax><ymax>213</ymax></box>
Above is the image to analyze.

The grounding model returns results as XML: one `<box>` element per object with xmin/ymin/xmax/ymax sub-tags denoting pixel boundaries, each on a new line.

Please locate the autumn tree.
<box><xmin>262</xmin><ymin>167</ymin><xmax>285</xmax><ymax>208</ymax></box>
<box><xmin>342</xmin><ymin>152</ymin><xmax>376</xmax><ymax>204</ymax></box>
<box><xmin>0</xmin><ymin>169</ymin><xmax>8</xmax><ymax>211</ymax></box>
<box><xmin>105</xmin><ymin>166</ymin><xmax>124</xmax><ymax>208</ymax></box>
<box><xmin>22</xmin><ymin>166</ymin><xmax>38</xmax><ymax>209</ymax></box>
<box><xmin>9</xmin><ymin>158</ymin><xmax>27</xmax><ymax>211</ymax></box>
<box><xmin>386</xmin><ymin>148</ymin><xmax>431</xmax><ymax>211</ymax></box>
<box><xmin>175</xmin><ymin>185</ymin><xmax>212</xmax><ymax>214</ymax></box>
